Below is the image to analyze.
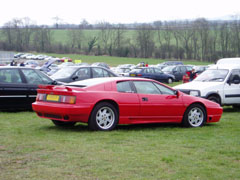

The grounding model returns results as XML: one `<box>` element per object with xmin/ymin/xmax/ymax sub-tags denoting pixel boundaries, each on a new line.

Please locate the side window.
<box><xmin>148</xmin><ymin>68</ymin><xmax>154</xmax><ymax>73</ymax></box>
<box><xmin>117</xmin><ymin>81</ymin><xmax>133</xmax><ymax>93</ymax></box>
<box><xmin>229</xmin><ymin>69</ymin><xmax>240</xmax><ymax>82</ymax></box>
<box><xmin>102</xmin><ymin>69</ymin><xmax>110</xmax><ymax>77</ymax></box>
<box><xmin>92</xmin><ymin>68</ymin><xmax>104</xmax><ymax>78</ymax></box>
<box><xmin>186</xmin><ymin>66</ymin><xmax>193</xmax><ymax>71</ymax></box>
<box><xmin>0</xmin><ymin>69</ymin><xmax>22</xmax><ymax>83</ymax></box>
<box><xmin>22</xmin><ymin>69</ymin><xmax>43</xmax><ymax>84</ymax></box>
<box><xmin>133</xmin><ymin>81</ymin><xmax>160</xmax><ymax>94</ymax></box>
<box><xmin>75</xmin><ymin>68</ymin><xmax>90</xmax><ymax>78</ymax></box>
<box><xmin>143</xmin><ymin>69</ymin><xmax>148</xmax><ymax>74</ymax></box>
<box><xmin>180</xmin><ymin>66</ymin><xmax>186</xmax><ymax>72</ymax></box>
<box><xmin>154</xmin><ymin>82</ymin><xmax>175</xmax><ymax>95</ymax></box>
<box><xmin>154</xmin><ymin>68</ymin><xmax>162</xmax><ymax>73</ymax></box>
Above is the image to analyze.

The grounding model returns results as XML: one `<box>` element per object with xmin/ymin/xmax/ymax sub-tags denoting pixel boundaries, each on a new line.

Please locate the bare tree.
<box><xmin>136</xmin><ymin>24</ymin><xmax>155</xmax><ymax>58</ymax></box>
<box><xmin>177</xmin><ymin>21</ymin><xmax>194</xmax><ymax>59</ymax></box>
<box><xmin>67</xmin><ymin>29</ymin><xmax>85</xmax><ymax>53</ymax></box>
<box><xmin>219</xmin><ymin>22</ymin><xmax>230</xmax><ymax>57</ymax></box>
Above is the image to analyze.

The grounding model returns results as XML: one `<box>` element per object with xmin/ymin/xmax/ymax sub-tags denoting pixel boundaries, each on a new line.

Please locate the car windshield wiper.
<box><xmin>208</xmin><ymin>78</ymin><xmax>223</xmax><ymax>81</ymax></box>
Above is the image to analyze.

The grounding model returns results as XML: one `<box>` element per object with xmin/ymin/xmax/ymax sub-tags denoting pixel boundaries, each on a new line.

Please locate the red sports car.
<box><xmin>32</xmin><ymin>77</ymin><xmax>223</xmax><ymax>131</ymax></box>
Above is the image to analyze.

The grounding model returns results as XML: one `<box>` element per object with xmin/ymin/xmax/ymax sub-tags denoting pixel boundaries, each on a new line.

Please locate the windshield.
<box><xmin>51</xmin><ymin>67</ymin><xmax>77</xmax><ymax>79</ymax></box>
<box><xmin>194</xmin><ymin>69</ymin><xmax>229</xmax><ymax>82</ymax></box>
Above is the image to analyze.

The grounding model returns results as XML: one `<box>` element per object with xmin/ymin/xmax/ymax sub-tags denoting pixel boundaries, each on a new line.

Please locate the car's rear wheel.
<box><xmin>51</xmin><ymin>120</ymin><xmax>76</xmax><ymax>127</ymax></box>
<box><xmin>182</xmin><ymin>104</ymin><xmax>206</xmax><ymax>127</ymax></box>
<box><xmin>88</xmin><ymin>102</ymin><xmax>118</xmax><ymax>131</ymax></box>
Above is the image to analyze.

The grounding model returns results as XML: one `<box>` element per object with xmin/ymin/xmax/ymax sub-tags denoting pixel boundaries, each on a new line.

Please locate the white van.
<box><xmin>174</xmin><ymin>62</ymin><xmax>240</xmax><ymax>107</ymax></box>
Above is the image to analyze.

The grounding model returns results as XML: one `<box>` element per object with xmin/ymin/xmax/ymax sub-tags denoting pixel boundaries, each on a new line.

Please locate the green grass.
<box><xmin>0</xmin><ymin>106</ymin><xmax>240</xmax><ymax>180</ymax></box>
<box><xmin>47</xmin><ymin>53</ymin><xmax>210</xmax><ymax>67</ymax></box>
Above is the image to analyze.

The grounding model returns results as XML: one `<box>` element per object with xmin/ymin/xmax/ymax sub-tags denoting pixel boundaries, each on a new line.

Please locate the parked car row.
<box><xmin>0</xmin><ymin>57</ymin><xmax>214</xmax><ymax>113</ymax></box>
<box><xmin>0</xmin><ymin>59</ymin><xmax>226</xmax><ymax>131</ymax></box>
<box><xmin>14</xmin><ymin>53</ymin><xmax>72</xmax><ymax>62</ymax></box>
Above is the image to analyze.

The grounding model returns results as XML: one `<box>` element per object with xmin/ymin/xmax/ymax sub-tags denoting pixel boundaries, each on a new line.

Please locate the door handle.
<box><xmin>142</xmin><ymin>97</ymin><xmax>148</xmax><ymax>101</ymax></box>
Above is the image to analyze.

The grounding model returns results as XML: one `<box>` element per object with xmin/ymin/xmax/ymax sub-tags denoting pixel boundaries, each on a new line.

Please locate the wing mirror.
<box><xmin>72</xmin><ymin>75</ymin><xmax>79</xmax><ymax>80</ymax></box>
<box><xmin>174</xmin><ymin>90</ymin><xmax>180</xmax><ymax>98</ymax></box>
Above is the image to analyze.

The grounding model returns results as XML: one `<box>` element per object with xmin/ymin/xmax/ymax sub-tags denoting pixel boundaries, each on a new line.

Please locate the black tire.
<box><xmin>51</xmin><ymin>120</ymin><xmax>76</xmax><ymax>127</ymax></box>
<box><xmin>233</xmin><ymin>105</ymin><xmax>240</xmax><ymax>109</ymax></box>
<box><xmin>182</xmin><ymin>104</ymin><xmax>206</xmax><ymax>127</ymax></box>
<box><xmin>167</xmin><ymin>78</ymin><xmax>173</xmax><ymax>84</ymax></box>
<box><xmin>88</xmin><ymin>102</ymin><xmax>118</xmax><ymax>131</ymax></box>
<box><xmin>207</xmin><ymin>95</ymin><xmax>221</xmax><ymax>105</ymax></box>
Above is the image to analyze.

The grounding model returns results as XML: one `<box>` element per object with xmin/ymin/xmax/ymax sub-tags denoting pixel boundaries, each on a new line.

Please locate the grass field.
<box><xmin>47</xmin><ymin>53</ymin><xmax>210</xmax><ymax>67</ymax></box>
<box><xmin>0</xmin><ymin>106</ymin><xmax>240</xmax><ymax>180</ymax></box>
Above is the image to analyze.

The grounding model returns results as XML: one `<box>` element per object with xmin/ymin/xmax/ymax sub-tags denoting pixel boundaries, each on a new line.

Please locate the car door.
<box><xmin>223</xmin><ymin>69</ymin><xmax>240</xmax><ymax>104</ymax></box>
<box><xmin>0</xmin><ymin>68</ymin><xmax>28</xmax><ymax>109</ymax></box>
<box><xmin>153</xmin><ymin>68</ymin><xmax>166</xmax><ymax>82</ymax></box>
<box><xmin>172</xmin><ymin>66</ymin><xmax>181</xmax><ymax>80</ymax></box>
<box><xmin>132</xmin><ymin>81</ymin><xmax>185</xmax><ymax>122</ymax></box>
<box><xmin>72</xmin><ymin>67</ymin><xmax>91</xmax><ymax>81</ymax></box>
<box><xmin>91</xmin><ymin>67</ymin><xmax>115</xmax><ymax>78</ymax></box>
<box><xmin>142</xmin><ymin>68</ymin><xmax>155</xmax><ymax>79</ymax></box>
<box><xmin>116</xmin><ymin>81</ymin><xmax>140</xmax><ymax>122</ymax></box>
<box><xmin>21</xmin><ymin>69</ymin><xmax>54</xmax><ymax>106</ymax></box>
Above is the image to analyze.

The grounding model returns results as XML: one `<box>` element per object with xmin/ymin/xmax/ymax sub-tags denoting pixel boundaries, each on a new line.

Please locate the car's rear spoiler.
<box><xmin>38</xmin><ymin>84</ymin><xmax>73</xmax><ymax>92</ymax></box>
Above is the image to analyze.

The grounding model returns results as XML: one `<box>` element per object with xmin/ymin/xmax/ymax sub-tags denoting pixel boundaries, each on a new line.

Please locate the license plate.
<box><xmin>130</xmin><ymin>74</ymin><xmax>135</xmax><ymax>76</ymax></box>
<box><xmin>46</xmin><ymin>94</ymin><xmax>59</xmax><ymax>101</ymax></box>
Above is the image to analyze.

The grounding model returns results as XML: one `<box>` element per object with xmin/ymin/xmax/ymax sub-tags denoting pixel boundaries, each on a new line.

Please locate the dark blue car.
<box><xmin>129</xmin><ymin>67</ymin><xmax>175</xmax><ymax>84</ymax></box>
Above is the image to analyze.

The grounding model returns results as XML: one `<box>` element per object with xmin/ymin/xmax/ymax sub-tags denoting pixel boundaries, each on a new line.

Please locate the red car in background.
<box><xmin>59</xmin><ymin>57</ymin><xmax>72</xmax><ymax>62</ymax></box>
<box><xmin>32</xmin><ymin>77</ymin><xmax>222</xmax><ymax>131</ymax></box>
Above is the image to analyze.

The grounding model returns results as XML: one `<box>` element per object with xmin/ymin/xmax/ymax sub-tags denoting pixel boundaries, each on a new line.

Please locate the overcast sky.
<box><xmin>1</xmin><ymin>0</ymin><xmax>240</xmax><ymax>26</ymax></box>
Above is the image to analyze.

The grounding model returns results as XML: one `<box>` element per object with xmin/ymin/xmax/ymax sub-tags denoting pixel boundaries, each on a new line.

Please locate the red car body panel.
<box><xmin>32</xmin><ymin>77</ymin><xmax>223</xmax><ymax>126</ymax></box>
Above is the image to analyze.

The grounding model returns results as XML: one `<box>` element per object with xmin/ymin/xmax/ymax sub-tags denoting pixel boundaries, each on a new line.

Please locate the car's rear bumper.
<box><xmin>32</xmin><ymin>102</ymin><xmax>92</xmax><ymax>123</ymax></box>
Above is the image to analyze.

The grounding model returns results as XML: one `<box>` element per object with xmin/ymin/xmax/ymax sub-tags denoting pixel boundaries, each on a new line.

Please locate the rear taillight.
<box><xmin>36</xmin><ymin>93</ymin><xmax>46</xmax><ymax>101</ymax></box>
<box><xmin>36</xmin><ymin>94</ymin><xmax>76</xmax><ymax>104</ymax></box>
<box><xmin>137</xmin><ymin>74</ymin><xmax>142</xmax><ymax>76</ymax></box>
<box><xmin>60</xmin><ymin>96</ymin><xmax>76</xmax><ymax>104</ymax></box>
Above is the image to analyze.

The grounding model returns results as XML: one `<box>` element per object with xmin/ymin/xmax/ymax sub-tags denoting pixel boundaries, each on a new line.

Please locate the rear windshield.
<box><xmin>130</xmin><ymin>68</ymin><xmax>142</xmax><ymax>73</ymax></box>
<box><xmin>51</xmin><ymin>67</ymin><xmax>77</xmax><ymax>79</ymax></box>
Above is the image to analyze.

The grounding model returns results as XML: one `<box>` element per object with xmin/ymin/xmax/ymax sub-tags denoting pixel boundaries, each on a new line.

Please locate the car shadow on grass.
<box><xmin>223</xmin><ymin>106</ymin><xmax>240</xmax><ymax>112</ymax></box>
<box><xmin>38</xmin><ymin>120</ymin><xmax>219</xmax><ymax>132</ymax></box>
<box><xmin>40</xmin><ymin>122</ymin><xmax>209</xmax><ymax>132</ymax></box>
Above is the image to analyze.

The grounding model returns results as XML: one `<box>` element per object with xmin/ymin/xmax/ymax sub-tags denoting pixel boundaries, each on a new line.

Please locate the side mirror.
<box><xmin>72</xmin><ymin>75</ymin><xmax>78</xmax><ymax>80</ymax></box>
<box><xmin>174</xmin><ymin>90</ymin><xmax>180</xmax><ymax>98</ymax></box>
<box><xmin>233</xmin><ymin>79</ymin><xmax>240</xmax><ymax>84</ymax></box>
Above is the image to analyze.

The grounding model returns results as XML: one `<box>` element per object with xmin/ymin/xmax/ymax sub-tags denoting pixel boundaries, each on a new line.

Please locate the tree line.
<box><xmin>0</xmin><ymin>16</ymin><xmax>240</xmax><ymax>62</ymax></box>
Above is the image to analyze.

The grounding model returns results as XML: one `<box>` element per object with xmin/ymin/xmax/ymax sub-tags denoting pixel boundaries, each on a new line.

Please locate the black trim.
<box><xmin>225</xmin><ymin>94</ymin><xmax>240</xmax><ymax>98</ymax></box>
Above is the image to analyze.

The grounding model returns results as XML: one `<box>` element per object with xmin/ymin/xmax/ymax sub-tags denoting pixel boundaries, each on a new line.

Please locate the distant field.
<box><xmin>46</xmin><ymin>53</ymin><xmax>210</xmax><ymax>67</ymax></box>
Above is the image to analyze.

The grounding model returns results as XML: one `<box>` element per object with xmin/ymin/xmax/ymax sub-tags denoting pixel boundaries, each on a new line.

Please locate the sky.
<box><xmin>1</xmin><ymin>0</ymin><xmax>240</xmax><ymax>26</ymax></box>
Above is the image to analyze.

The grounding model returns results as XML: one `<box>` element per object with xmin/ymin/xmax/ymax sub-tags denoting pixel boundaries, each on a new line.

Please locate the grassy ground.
<box><xmin>47</xmin><ymin>53</ymin><xmax>210</xmax><ymax>67</ymax></box>
<box><xmin>0</xmin><ymin>106</ymin><xmax>239</xmax><ymax>180</ymax></box>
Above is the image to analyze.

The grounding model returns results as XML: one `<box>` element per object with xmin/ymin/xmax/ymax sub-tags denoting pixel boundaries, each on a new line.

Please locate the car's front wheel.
<box><xmin>52</xmin><ymin>120</ymin><xmax>76</xmax><ymax>127</ymax></box>
<box><xmin>182</xmin><ymin>104</ymin><xmax>206</xmax><ymax>127</ymax></box>
<box><xmin>167</xmin><ymin>78</ymin><xmax>173</xmax><ymax>84</ymax></box>
<box><xmin>88</xmin><ymin>102</ymin><xmax>118</xmax><ymax>131</ymax></box>
<box><xmin>207</xmin><ymin>95</ymin><xmax>221</xmax><ymax>105</ymax></box>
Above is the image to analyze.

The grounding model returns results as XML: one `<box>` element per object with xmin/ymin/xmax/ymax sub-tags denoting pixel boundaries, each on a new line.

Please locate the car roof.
<box><xmin>209</xmin><ymin>64</ymin><xmax>240</xmax><ymax>70</ymax></box>
<box><xmin>216</xmin><ymin>58</ymin><xmax>240</xmax><ymax>65</ymax></box>
<box><xmin>0</xmin><ymin>66</ymin><xmax>36</xmax><ymax>70</ymax></box>
<box><xmin>68</xmin><ymin>77</ymin><xmax>153</xmax><ymax>87</ymax></box>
